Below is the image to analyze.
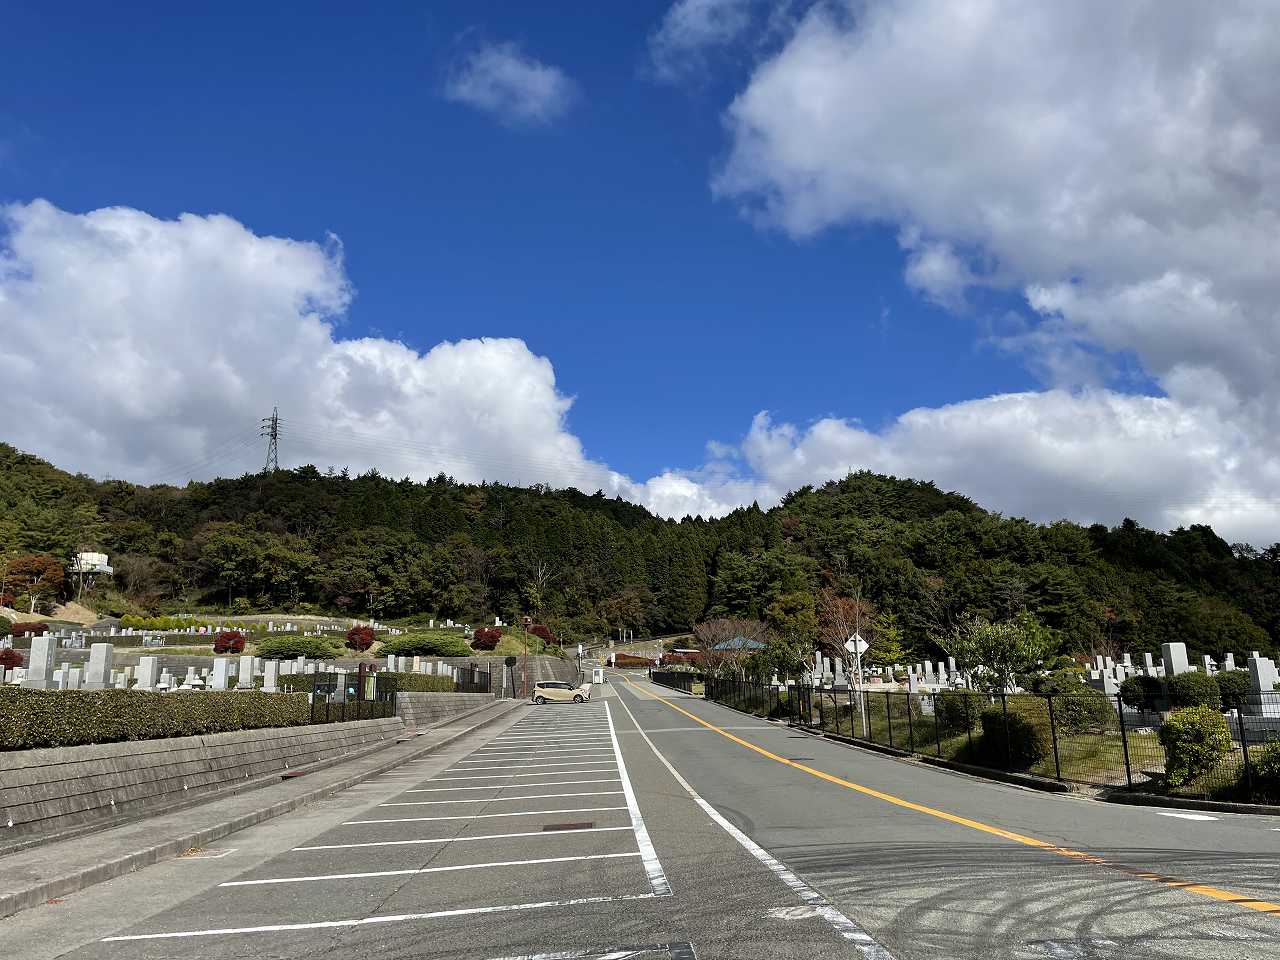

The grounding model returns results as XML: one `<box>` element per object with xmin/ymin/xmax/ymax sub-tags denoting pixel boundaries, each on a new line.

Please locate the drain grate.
<box><xmin>542</xmin><ymin>821</ymin><xmax>595</xmax><ymax>831</ymax></box>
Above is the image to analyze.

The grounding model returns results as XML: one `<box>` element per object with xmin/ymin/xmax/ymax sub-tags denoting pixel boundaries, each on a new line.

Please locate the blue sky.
<box><xmin>1</xmin><ymin>1</ymin><xmax>1034</xmax><ymax>479</ymax></box>
<box><xmin>3</xmin><ymin>2</ymin><xmax>1278</xmax><ymax>542</ymax></box>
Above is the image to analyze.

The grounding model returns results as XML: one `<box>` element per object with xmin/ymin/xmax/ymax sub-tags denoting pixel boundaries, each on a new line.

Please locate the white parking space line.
<box><xmin>218</xmin><ymin>852</ymin><xmax>643</xmax><ymax>887</ymax></box>
<box><xmin>448</xmin><ymin>760</ymin><xmax>618</xmax><ymax>770</ymax></box>
<box><xmin>404</xmin><ymin>779</ymin><xmax>621</xmax><ymax>793</ymax></box>
<box><xmin>426</xmin><ymin>769</ymin><xmax>618</xmax><ymax>781</ymax></box>
<box><xmin>1154</xmin><ymin>812</ymin><xmax>1220</xmax><ymax>821</ymax></box>
<box><xmin>613</xmin><ymin>690</ymin><xmax>892</xmax><ymax>959</ymax></box>
<box><xmin>100</xmin><ymin>893</ymin><xmax>661</xmax><ymax>941</ymax></box>
<box><xmin>345</xmin><ymin>806</ymin><xmax>629</xmax><ymax>824</ymax></box>
<box><xmin>603</xmin><ymin>701</ymin><xmax>670</xmax><ymax>898</ymax></box>
<box><xmin>472</xmin><ymin>747</ymin><xmax>617</xmax><ymax>755</ymax></box>
<box><xmin>381</xmin><ymin>791</ymin><xmax>624</xmax><ymax>806</ymax></box>
<box><xmin>293</xmin><ymin>826</ymin><xmax>634</xmax><ymax>851</ymax></box>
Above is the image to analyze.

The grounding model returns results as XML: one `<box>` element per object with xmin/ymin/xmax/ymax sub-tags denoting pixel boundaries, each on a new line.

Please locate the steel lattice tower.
<box><xmin>261</xmin><ymin>407</ymin><xmax>280</xmax><ymax>473</ymax></box>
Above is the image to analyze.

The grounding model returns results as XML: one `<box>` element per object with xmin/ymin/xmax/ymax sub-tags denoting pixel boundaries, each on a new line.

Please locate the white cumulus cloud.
<box><xmin>444</xmin><ymin>41</ymin><xmax>578</xmax><ymax>127</ymax></box>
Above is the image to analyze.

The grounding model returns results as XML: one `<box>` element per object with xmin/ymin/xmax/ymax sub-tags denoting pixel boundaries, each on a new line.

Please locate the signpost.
<box><xmin>845</xmin><ymin>633</ymin><xmax>870</xmax><ymax>737</ymax></box>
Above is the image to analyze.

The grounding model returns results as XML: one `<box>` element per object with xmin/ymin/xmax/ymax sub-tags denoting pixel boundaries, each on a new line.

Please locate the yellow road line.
<box><xmin>620</xmin><ymin>673</ymin><xmax>1280</xmax><ymax>917</ymax></box>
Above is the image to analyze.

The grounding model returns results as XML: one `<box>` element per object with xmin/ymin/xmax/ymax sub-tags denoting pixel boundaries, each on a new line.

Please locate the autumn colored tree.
<box><xmin>0</xmin><ymin>648</ymin><xmax>23</xmax><ymax>669</ymax></box>
<box><xmin>345</xmin><ymin>625</ymin><xmax>376</xmax><ymax>651</ymax></box>
<box><xmin>5</xmin><ymin>554</ymin><xmax>65</xmax><ymax>614</ymax></box>
<box><xmin>213</xmin><ymin>630</ymin><xmax>246</xmax><ymax>654</ymax></box>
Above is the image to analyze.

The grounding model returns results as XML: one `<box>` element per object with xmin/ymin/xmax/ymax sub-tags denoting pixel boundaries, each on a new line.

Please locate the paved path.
<box><xmin>9</xmin><ymin>675</ymin><xmax>1280</xmax><ymax>959</ymax></box>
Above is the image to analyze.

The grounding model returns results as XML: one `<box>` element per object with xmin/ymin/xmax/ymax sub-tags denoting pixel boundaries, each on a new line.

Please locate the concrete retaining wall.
<box><xmin>396</xmin><ymin>692</ymin><xmax>496</xmax><ymax>728</ymax></box>
<box><xmin>0</xmin><ymin>717</ymin><xmax>404</xmax><ymax>842</ymax></box>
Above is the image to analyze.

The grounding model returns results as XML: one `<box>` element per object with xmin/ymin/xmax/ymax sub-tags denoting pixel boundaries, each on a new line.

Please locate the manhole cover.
<box><xmin>543</xmin><ymin>822</ymin><xmax>594</xmax><ymax>831</ymax></box>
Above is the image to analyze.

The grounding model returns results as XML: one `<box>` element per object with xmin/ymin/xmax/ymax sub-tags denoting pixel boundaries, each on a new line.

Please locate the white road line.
<box><xmin>613</xmin><ymin>688</ymin><xmax>893</xmax><ymax>959</ymax></box>
<box><xmin>344</xmin><ymin>806</ymin><xmax>628</xmax><ymax>824</ymax></box>
<box><xmin>218</xmin><ymin>852</ymin><xmax>642</xmax><ymax>887</ymax></box>
<box><xmin>293</xmin><ymin>826</ymin><xmax>634</xmax><ymax>851</ymax></box>
<box><xmin>381</xmin><ymin>791</ymin><xmax>623</xmax><ymax>806</ymax></box>
<box><xmin>100</xmin><ymin>893</ymin><xmax>660</xmax><ymax>941</ymax></box>
<box><xmin>471</xmin><ymin>748</ymin><xmax>617</xmax><ymax>756</ymax></box>
<box><xmin>449</xmin><ymin>760</ymin><xmax>617</xmax><ymax>770</ymax></box>
<box><xmin>604</xmin><ymin>701</ymin><xmax>670</xmax><ymax>898</ymax></box>
<box><xmin>403</xmin><ymin>779</ymin><xmax>621</xmax><ymax>793</ymax></box>
<box><xmin>1154</xmin><ymin>811</ymin><xmax>1220</xmax><ymax>821</ymax></box>
<box><xmin>425</xmin><ymin>769</ymin><xmax>617</xmax><ymax>781</ymax></box>
<box><xmin>623</xmin><ymin>726</ymin><xmax>774</xmax><ymax>734</ymax></box>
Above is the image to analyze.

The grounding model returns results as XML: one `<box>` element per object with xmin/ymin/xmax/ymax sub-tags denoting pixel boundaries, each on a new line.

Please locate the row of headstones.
<box><xmin>383</xmin><ymin>654</ymin><xmax>461</xmax><ymax>679</ymax></box>
<box><xmin>10</xmin><ymin>638</ymin><xmax>359</xmax><ymax>692</ymax></box>
<box><xmin>11</xmin><ymin>620</ymin><xmax>404</xmax><ymax>647</ymax></box>
<box><xmin>808</xmin><ymin>656</ymin><xmax>963</xmax><ymax>691</ymax></box>
<box><xmin>1085</xmin><ymin>642</ymin><xmax>1279</xmax><ymax>699</ymax></box>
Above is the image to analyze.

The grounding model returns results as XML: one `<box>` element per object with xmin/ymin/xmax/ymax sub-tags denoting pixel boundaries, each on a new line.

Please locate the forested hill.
<box><xmin>2</xmin><ymin>441</ymin><xmax>1277</xmax><ymax>663</ymax></box>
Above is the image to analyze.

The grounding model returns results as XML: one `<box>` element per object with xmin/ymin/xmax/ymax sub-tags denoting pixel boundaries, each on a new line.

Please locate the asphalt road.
<box><xmin>8</xmin><ymin>674</ymin><xmax>1280</xmax><ymax>959</ymax></box>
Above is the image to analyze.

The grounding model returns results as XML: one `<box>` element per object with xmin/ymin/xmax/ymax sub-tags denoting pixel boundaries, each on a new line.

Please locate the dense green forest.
<box><xmin>2</xmin><ymin>442</ymin><xmax>1277</xmax><ymax>664</ymax></box>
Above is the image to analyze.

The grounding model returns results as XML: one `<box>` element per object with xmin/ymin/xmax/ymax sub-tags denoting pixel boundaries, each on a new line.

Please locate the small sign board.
<box><xmin>844</xmin><ymin>634</ymin><xmax>869</xmax><ymax>655</ymax></box>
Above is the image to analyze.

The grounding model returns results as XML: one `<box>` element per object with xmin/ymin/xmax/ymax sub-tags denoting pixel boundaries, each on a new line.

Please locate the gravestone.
<box><xmin>1225</xmin><ymin>653</ymin><xmax>1237</xmax><ymax>672</ymax></box>
<box><xmin>84</xmin><ymin>642</ymin><xmax>114</xmax><ymax>689</ymax></box>
<box><xmin>263</xmin><ymin>659</ymin><xmax>280</xmax><ymax>693</ymax></box>
<box><xmin>66</xmin><ymin>667</ymin><xmax>83</xmax><ymax>690</ymax></box>
<box><xmin>135</xmin><ymin>657</ymin><xmax>160</xmax><ymax>690</ymax></box>
<box><xmin>21</xmin><ymin>635</ymin><xmax>57</xmax><ymax>689</ymax></box>
<box><xmin>237</xmin><ymin>655</ymin><xmax>255</xmax><ymax>689</ymax></box>
<box><xmin>210</xmin><ymin>658</ymin><xmax>232</xmax><ymax>691</ymax></box>
<box><xmin>1161</xmin><ymin>642</ymin><xmax>1190</xmax><ymax>676</ymax></box>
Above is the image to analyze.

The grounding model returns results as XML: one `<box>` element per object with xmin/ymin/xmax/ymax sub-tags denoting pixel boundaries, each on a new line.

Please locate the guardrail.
<box><xmin>648</xmin><ymin>669</ymin><xmax>702</xmax><ymax>694</ymax></box>
<box><xmin>701</xmin><ymin>677</ymin><xmax>1280</xmax><ymax>805</ymax></box>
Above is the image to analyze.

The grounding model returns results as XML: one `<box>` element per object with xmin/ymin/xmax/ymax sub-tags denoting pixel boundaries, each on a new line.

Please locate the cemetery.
<box><xmin>653</xmin><ymin>640</ymin><xmax>1280</xmax><ymax>805</ymax></box>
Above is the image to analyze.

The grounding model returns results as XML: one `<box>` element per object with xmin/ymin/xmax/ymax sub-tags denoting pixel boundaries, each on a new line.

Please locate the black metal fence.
<box><xmin>308</xmin><ymin>671</ymin><xmax>398</xmax><ymax>723</ymax></box>
<box><xmin>648</xmin><ymin>669</ymin><xmax>702</xmax><ymax>693</ymax></box>
<box><xmin>455</xmin><ymin>664</ymin><xmax>493</xmax><ymax>694</ymax></box>
<box><xmin>702</xmin><ymin>677</ymin><xmax>1280</xmax><ymax>804</ymax></box>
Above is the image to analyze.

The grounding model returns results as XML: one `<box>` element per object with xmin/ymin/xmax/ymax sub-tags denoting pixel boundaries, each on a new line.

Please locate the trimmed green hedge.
<box><xmin>1167</xmin><ymin>671</ymin><xmax>1221</xmax><ymax>709</ymax></box>
<box><xmin>255</xmin><ymin>635</ymin><xmax>340</xmax><ymax>660</ymax></box>
<box><xmin>1159</xmin><ymin>705</ymin><xmax>1232</xmax><ymax>787</ymax></box>
<box><xmin>0</xmin><ymin>687</ymin><xmax>310</xmax><ymax>750</ymax></box>
<box><xmin>277</xmin><ymin>672</ymin><xmax>457</xmax><ymax>693</ymax></box>
<box><xmin>978</xmin><ymin>700</ymin><xmax>1052</xmax><ymax>770</ymax></box>
<box><xmin>380</xmin><ymin>633</ymin><xmax>472</xmax><ymax>658</ymax></box>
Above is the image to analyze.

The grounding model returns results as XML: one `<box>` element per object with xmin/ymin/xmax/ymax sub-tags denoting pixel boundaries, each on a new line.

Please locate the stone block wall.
<box><xmin>395</xmin><ymin>692</ymin><xmax>496</xmax><ymax>729</ymax></box>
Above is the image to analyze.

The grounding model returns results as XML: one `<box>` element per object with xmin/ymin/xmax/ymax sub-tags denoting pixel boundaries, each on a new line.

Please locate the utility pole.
<box><xmin>261</xmin><ymin>407</ymin><xmax>280</xmax><ymax>473</ymax></box>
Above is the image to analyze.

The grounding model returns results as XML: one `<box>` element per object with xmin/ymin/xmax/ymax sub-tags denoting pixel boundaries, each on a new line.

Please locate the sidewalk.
<box><xmin>0</xmin><ymin>698</ymin><xmax>526</xmax><ymax>918</ymax></box>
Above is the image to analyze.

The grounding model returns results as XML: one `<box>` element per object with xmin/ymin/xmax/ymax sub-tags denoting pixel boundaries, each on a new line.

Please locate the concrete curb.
<box><xmin>1098</xmin><ymin>789</ymin><xmax>1280</xmax><ymax>817</ymax></box>
<box><xmin>0</xmin><ymin>699</ymin><xmax>524</xmax><ymax>918</ymax></box>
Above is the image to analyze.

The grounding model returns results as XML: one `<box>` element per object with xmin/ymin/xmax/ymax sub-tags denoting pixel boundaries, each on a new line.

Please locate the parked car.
<box><xmin>531</xmin><ymin>680</ymin><xmax>592</xmax><ymax>704</ymax></box>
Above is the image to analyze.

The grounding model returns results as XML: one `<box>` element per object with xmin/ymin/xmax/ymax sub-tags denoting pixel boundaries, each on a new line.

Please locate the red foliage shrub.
<box><xmin>12</xmin><ymin>622</ymin><xmax>48</xmax><ymax>638</ymax></box>
<box><xmin>613</xmin><ymin>653</ymin><xmax>654</xmax><ymax>668</ymax></box>
<box><xmin>470</xmin><ymin>626</ymin><xmax>504</xmax><ymax>650</ymax></box>
<box><xmin>0</xmin><ymin>648</ymin><xmax>24</xmax><ymax>669</ymax></box>
<box><xmin>345</xmin><ymin>625</ymin><xmax>376</xmax><ymax>651</ymax></box>
<box><xmin>529</xmin><ymin>624</ymin><xmax>559</xmax><ymax>645</ymax></box>
<box><xmin>662</xmin><ymin>652</ymin><xmax>700</xmax><ymax>665</ymax></box>
<box><xmin>213</xmin><ymin>630</ymin><xmax>246</xmax><ymax>654</ymax></box>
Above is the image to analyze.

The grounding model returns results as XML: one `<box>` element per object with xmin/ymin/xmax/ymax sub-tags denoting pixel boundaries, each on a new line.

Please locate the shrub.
<box><xmin>255</xmin><ymin>635</ymin><xmax>340</xmax><ymax>660</ymax></box>
<box><xmin>0</xmin><ymin>619</ymin><xmax>10</xmax><ymax>639</ymax></box>
<box><xmin>470</xmin><ymin>629</ymin><xmax>501</xmax><ymax>651</ymax></box>
<box><xmin>934</xmin><ymin>690</ymin><xmax>984</xmax><ymax>735</ymax></box>
<box><xmin>978</xmin><ymin>700</ymin><xmax>1052</xmax><ymax>770</ymax></box>
<box><xmin>345</xmin><ymin>626</ymin><xmax>376</xmax><ymax>652</ymax></box>
<box><xmin>529</xmin><ymin>623</ymin><xmax>559</xmax><ymax>645</ymax></box>
<box><xmin>1214</xmin><ymin>669</ymin><xmax>1252</xmax><ymax>706</ymax></box>
<box><xmin>1167</xmin><ymin>671</ymin><xmax>1221</xmax><ymax>709</ymax></box>
<box><xmin>614</xmin><ymin>653</ymin><xmax>654</xmax><ymax>668</ymax></box>
<box><xmin>12</xmin><ymin>622</ymin><xmax>48</xmax><ymax>638</ymax></box>
<box><xmin>213</xmin><ymin>630</ymin><xmax>246</xmax><ymax>654</ymax></box>
<box><xmin>1048</xmin><ymin>687</ymin><xmax>1115</xmax><ymax>735</ymax></box>
<box><xmin>0</xmin><ymin>648</ymin><xmax>23</xmax><ymax>670</ymax></box>
<box><xmin>1120</xmin><ymin>674</ymin><xmax>1164</xmax><ymax>710</ymax></box>
<box><xmin>230</xmin><ymin>597</ymin><xmax>251</xmax><ymax>615</ymax></box>
<box><xmin>1159</xmin><ymin>705</ymin><xmax>1232</xmax><ymax>787</ymax></box>
<box><xmin>380</xmin><ymin>633</ymin><xmax>472</xmax><ymax>658</ymax></box>
<box><xmin>376</xmin><ymin>672</ymin><xmax>458</xmax><ymax>693</ymax></box>
<box><xmin>0</xmin><ymin>687</ymin><xmax>310</xmax><ymax>750</ymax></box>
<box><xmin>1253</xmin><ymin>739</ymin><xmax>1280</xmax><ymax>804</ymax></box>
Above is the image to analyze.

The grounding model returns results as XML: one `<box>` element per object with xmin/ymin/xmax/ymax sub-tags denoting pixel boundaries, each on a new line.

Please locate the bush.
<box><xmin>1159</xmin><ymin>705</ymin><xmax>1232</xmax><ymax>787</ymax></box>
<box><xmin>1120</xmin><ymin>674</ymin><xmax>1164</xmax><ymax>710</ymax></box>
<box><xmin>1253</xmin><ymin>739</ymin><xmax>1280</xmax><ymax>804</ymax></box>
<box><xmin>255</xmin><ymin>635</ymin><xmax>340</xmax><ymax>660</ymax></box>
<box><xmin>934</xmin><ymin>690</ymin><xmax>984</xmax><ymax>735</ymax></box>
<box><xmin>0</xmin><ymin>619</ymin><xmax>10</xmax><ymax>639</ymax></box>
<box><xmin>380</xmin><ymin>632</ymin><xmax>472</xmax><ymax>658</ymax></box>
<box><xmin>1048</xmin><ymin>687</ymin><xmax>1116</xmax><ymax>735</ymax></box>
<box><xmin>530</xmin><ymin>623</ymin><xmax>559</xmax><ymax>645</ymax></box>
<box><xmin>471</xmin><ymin>627</ymin><xmax>504</xmax><ymax>650</ymax></box>
<box><xmin>12</xmin><ymin>622</ymin><xmax>48</xmax><ymax>638</ymax></box>
<box><xmin>1168</xmin><ymin>671</ymin><xmax>1221</xmax><ymax>709</ymax></box>
<box><xmin>119</xmin><ymin>615</ymin><xmax>207</xmax><ymax>632</ymax></box>
<box><xmin>345</xmin><ymin>626</ymin><xmax>376</xmax><ymax>652</ymax></box>
<box><xmin>1215</xmin><ymin>669</ymin><xmax>1252</xmax><ymax>706</ymax></box>
<box><xmin>0</xmin><ymin>648</ymin><xmax>23</xmax><ymax>670</ymax></box>
<box><xmin>978</xmin><ymin>700</ymin><xmax>1053</xmax><ymax>770</ymax></box>
<box><xmin>213</xmin><ymin>630</ymin><xmax>246</xmax><ymax>654</ymax></box>
<box><xmin>377</xmin><ymin>672</ymin><xmax>458</xmax><ymax>693</ymax></box>
<box><xmin>0</xmin><ymin>687</ymin><xmax>310</xmax><ymax>750</ymax></box>
<box><xmin>614</xmin><ymin>653</ymin><xmax>654</xmax><ymax>668</ymax></box>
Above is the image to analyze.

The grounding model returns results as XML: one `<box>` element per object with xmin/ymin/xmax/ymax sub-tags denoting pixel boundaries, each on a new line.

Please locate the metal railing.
<box><xmin>308</xmin><ymin>671</ymin><xmax>397</xmax><ymax>723</ymax></box>
<box><xmin>648</xmin><ymin>669</ymin><xmax>702</xmax><ymax>694</ymax></box>
<box><xmin>455</xmin><ymin>664</ymin><xmax>493</xmax><ymax>694</ymax></box>
<box><xmin>700</xmin><ymin>677</ymin><xmax>1280</xmax><ymax>805</ymax></box>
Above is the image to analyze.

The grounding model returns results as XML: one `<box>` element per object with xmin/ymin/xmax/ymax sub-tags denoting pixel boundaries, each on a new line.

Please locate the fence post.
<box><xmin>1117</xmin><ymin>693</ymin><xmax>1133</xmax><ymax>789</ymax></box>
<box><xmin>933</xmin><ymin>693</ymin><xmax>943</xmax><ymax>757</ymax></box>
<box><xmin>1045</xmin><ymin>694</ymin><xmax>1063</xmax><ymax>782</ymax></box>
<box><xmin>1236</xmin><ymin>709</ymin><xmax>1254</xmax><ymax>801</ymax></box>
<box><xmin>848</xmin><ymin>686</ymin><xmax>856</xmax><ymax>739</ymax></box>
<box><xmin>1000</xmin><ymin>693</ymin><xmax>1011</xmax><ymax>770</ymax></box>
<box><xmin>905</xmin><ymin>694</ymin><xmax>916</xmax><ymax>753</ymax></box>
<box><xmin>885</xmin><ymin>691</ymin><xmax>894</xmax><ymax>747</ymax></box>
<box><xmin>965</xmin><ymin>695</ymin><xmax>974</xmax><ymax>754</ymax></box>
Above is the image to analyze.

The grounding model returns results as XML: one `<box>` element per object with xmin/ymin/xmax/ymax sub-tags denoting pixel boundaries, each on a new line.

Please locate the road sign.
<box><xmin>844</xmin><ymin>634</ymin><xmax>869</xmax><ymax>655</ymax></box>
